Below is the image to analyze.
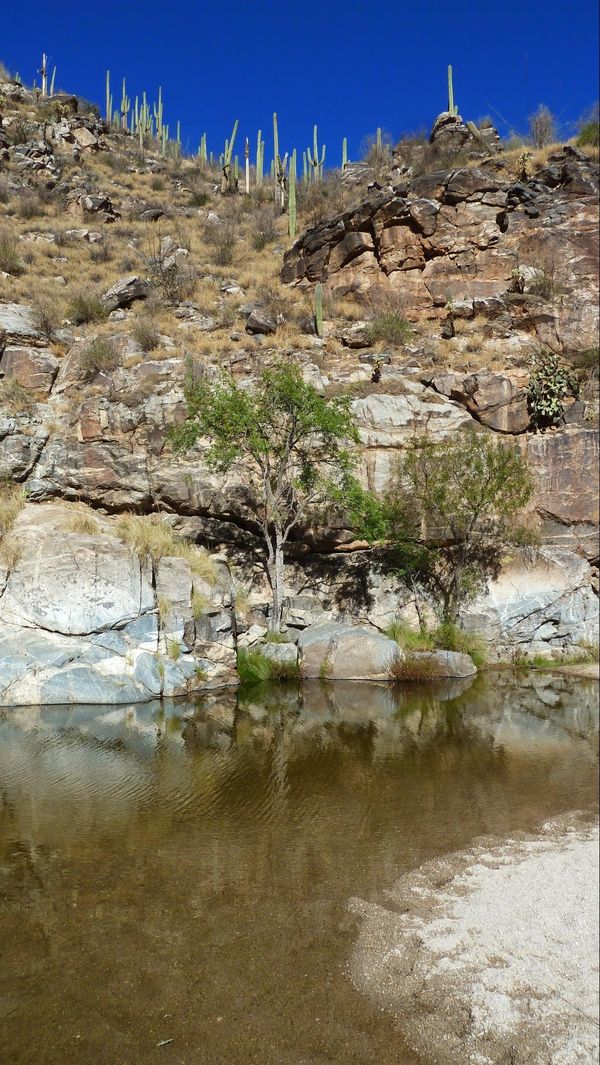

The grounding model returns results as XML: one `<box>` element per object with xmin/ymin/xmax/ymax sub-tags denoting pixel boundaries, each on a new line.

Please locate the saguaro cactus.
<box><xmin>49</xmin><ymin>66</ymin><xmax>56</xmax><ymax>96</ymax></box>
<box><xmin>245</xmin><ymin>137</ymin><xmax>250</xmax><ymax>195</ymax></box>
<box><xmin>105</xmin><ymin>71</ymin><xmax>112</xmax><ymax>125</ymax></box>
<box><xmin>199</xmin><ymin>132</ymin><xmax>208</xmax><ymax>165</ymax></box>
<box><xmin>447</xmin><ymin>65</ymin><xmax>458</xmax><ymax>117</ymax></box>
<box><xmin>221</xmin><ymin>119</ymin><xmax>239</xmax><ymax>192</ymax></box>
<box><xmin>153</xmin><ymin>87</ymin><xmax>163</xmax><ymax>140</ymax></box>
<box><xmin>307</xmin><ymin>125</ymin><xmax>326</xmax><ymax>181</ymax></box>
<box><xmin>288</xmin><ymin>149</ymin><xmax>297</xmax><ymax>239</ymax></box>
<box><xmin>314</xmin><ymin>283</ymin><xmax>324</xmax><ymax>338</ymax></box>
<box><xmin>256</xmin><ymin>129</ymin><xmax>264</xmax><ymax>186</ymax></box>
<box><xmin>120</xmin><ymin>79</ymin><xmax>130</xmax><ymax>130</ymax></box>
<box><xmin>40</xmin><ymin>54</ymin><xmax>48</xmax><ymax>96</ymax></box>
<box><xmin>342</xmin><ymin>136</ymin><xmax>348</xmax><ymax>170</ymax></box>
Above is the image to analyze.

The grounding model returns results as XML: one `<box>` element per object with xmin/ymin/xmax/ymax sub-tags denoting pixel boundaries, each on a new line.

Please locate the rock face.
<box><xmin>0</xmin><ymin>504</ymin><xmax>237</xmax><ymax>706</ymax></box>
<box><xmin>463</xmin><ymin>547</ymin><xmax>599</xmax><ymax>658</ymax></box>
<box><xmin>282</xmin><ymin>147</ymin><xmax>599</xmax><ymax>354</ymax></box>
<box><xmin>297</xmin><ymin>622</ymin><xmax>400</xmax><ymax>681</ymax></box>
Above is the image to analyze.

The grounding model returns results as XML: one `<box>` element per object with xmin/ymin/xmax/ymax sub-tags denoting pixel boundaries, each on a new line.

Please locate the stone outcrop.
<box><xmin>297</xmin><ymin>622</ymin><xmax>400</xmax><ymax>680</ymax></box>
<box><xmin>0</xmin><ymin>504</ymin><xmax>237</xmax><ymax>706</ymax></box>
<box><xmin>282</xmin><ymin>147</ymin><xmax>599</xmax><ymax>354</ymax></box>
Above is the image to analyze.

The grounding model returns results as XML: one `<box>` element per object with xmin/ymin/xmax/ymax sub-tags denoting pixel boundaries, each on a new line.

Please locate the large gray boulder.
<box><xmin>0</xmin><ymin>503</ymin><xmax>237</xmax><ymax>706</ymax></box>
<box><xmin>297</xmin><ymin>621</ymin><xmax>400</xmax><ymax>681</ymax></box>
<box><xmin>101</xmin><ymin>275</ymin><xmax>149</xmax><ymax>311</ymax></box>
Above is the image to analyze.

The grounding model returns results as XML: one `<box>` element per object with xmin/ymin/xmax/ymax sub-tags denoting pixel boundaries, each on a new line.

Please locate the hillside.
<box><xmin>0</xmin><ymin>70</ymin><xmax>598</xmax><ymax>702</ymax></box>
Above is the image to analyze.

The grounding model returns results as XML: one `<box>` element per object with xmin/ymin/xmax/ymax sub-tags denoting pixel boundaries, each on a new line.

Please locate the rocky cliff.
<box><xmin>0</xmin><ymin>76</ymin><xmax>598</xmax><ymax>701</ymax></box>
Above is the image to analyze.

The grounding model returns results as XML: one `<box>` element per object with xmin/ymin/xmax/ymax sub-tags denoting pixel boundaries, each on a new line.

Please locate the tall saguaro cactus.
<box><xmin>105</xmin><ymin>71</ymin><xmax>112</xmax><ymax>125</ymax></box>
<box><xmin>49</xmin><ymin>66</ymin><xmax>56</xmax><ymax>96</ymax></box>
<box><xmin>288</xmin><ymin>149</ymin><xmax>297</xmax><ymax>239</ymax></box>
<box><xmin>256</xmin><ymin>129</ymin><xmax>264</xmax><ymax>186</ymax></box>
<box><xmin>342</xmin><ymin>136</ymin><xmax>348</xmax><ymax>170</ymax></box>
<box><xmin>307</xmin><ymin>124</ymin><xmax>326</xmax><ymax>181</ymax></box>
<box><xmin>40</xmin><ymin>54</ymin><xmax>48</xmax><ymax>97</ymax></box>
<box><xmin>120</xmin><ymin>79</ymin><xmax>130</xmax><ymax>130</ymax></box>
<box><xmin>153</xmin><ymin>87</ymin><xmax>163</xmax><ymax>140</ymax></box>
<box><xmin>447</xmin><ymin>65</ymin><xmax>458</xmax><ymax>117</ymax></box>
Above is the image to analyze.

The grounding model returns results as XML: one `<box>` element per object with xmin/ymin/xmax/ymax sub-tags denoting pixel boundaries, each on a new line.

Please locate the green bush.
<box><xmin>431</xmin><ymin>621</ymin><xmax>487</xmax><ymax>668</ymax></box>
<box><xmin>237</xmin><ymin>648</ymin><xmax>299</xmax><ymax>683</ymax></box>
<box><xmin>79</xmin><ymin>339</ymin><xmax>119</xmax><ymax>379</ymax></box>
<box><xmin>364</xmin><ymin>313</ymin><xmax>411</xmax><ymax>347</ymax></box>
<box><xmin>132</xmin><ymin>318</ymin><xmax>160</xmax><ymax>352</ymax></box>
<box><xmin>68</xmin><ymin>292</ymin><xmax>108</xmax><ymax>325</ymax></box>
<box><xmin>385</xmin><ymin>620</ymin><xmax>435</xmax><ymax>651</ymax></box>
<box><xmin>577</xmin><ymin>120</ymin><xmax>599</xmax><ymax>148</ymax></box>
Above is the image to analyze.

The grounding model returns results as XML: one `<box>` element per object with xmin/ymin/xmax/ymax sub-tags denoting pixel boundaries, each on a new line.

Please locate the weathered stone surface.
<box><xmin>408</xmin><ymin>650</ymin><xmax>478</xmax><ymax>678</ymax></box>
<box><xmin>0</xmin><ymin>504</ymin><xmax>237</xmax><ymax>706</ymax></box>
<box><xmin>260</xmin><ymin>642</ymin><xmax>299</xmax><ymax>667</ymax></box>
<box><xmin>0</xmin><ymin>345</ymin><xmax>60</xmax><ymax>394</ymax></box>
<box><xmin>430</xmin><ymin>370</ymin><xmax>530</xmax><ymax>433</ymax></box>
<box><xmin>463</xmin><ymin>547</ymin><xmax>599</xmax><ymax>658</ymax></box>
<box><xmin>101</xmin><ymin>275</ymin><xmax>150</xmax><ymax>311</ymax></box>
<box><xmin>245</xmin><ymin>307</ymin><xmax>277</xmax><ymax>335</ymax></box>
<box><xmin>297</xmin><ymin>621</ymin><xmax>400</xmax><ymax>680</ymax></box>
<box><xmin>0</xmin><ymin>303</ymin><xmax>41</xmax><ymax>343</ymax></box>
<box><xmin>523</xmin><ymin>429</ymin><xmax>599</xmax><ymax>558</ymax></box>
<box><xmin>282</xmin><ymin>148</ymin><xmax>599</xmax><ymax>353</ymax></box>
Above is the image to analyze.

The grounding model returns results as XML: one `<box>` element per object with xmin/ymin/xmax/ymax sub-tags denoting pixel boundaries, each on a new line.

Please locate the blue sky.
<box><xmin>2</xmin><ymin>0</ymin><xmax>598</xmax><ymax>165</ymax></box>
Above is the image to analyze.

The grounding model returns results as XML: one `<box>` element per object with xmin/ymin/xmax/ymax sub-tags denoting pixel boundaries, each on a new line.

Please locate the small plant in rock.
<box><xmin>32</xmin><ymin>297</ymin><xmax>61</xmax><ymax>340</ymax></box>
<box><xmin>132</xmin><ymin>317</ymin><xmax>160</xmax><ymax>353</ymax></box>
<box><xmin>0</xmin><ymin>229</ymin><xmax>24</xmax><ymax>275</ymax></box>
<box><xmin>166</xmin><ymin>638</ymin><xmax>181</xmax><ymax>662</ymax></box>
<box><xmin>0</xmin><ymin>481</ymin><xmax>25</xmax><ymax>538</ymax></box>
<box><xmin>250</xmin><ymin>207</ymin><xmax>278</xmax><ymax>251</ymax></box>
<box><xmin>527</xmin><ymin>351</ymin><xmax>578</xmax><ymax>430</ymax></box>
<box><xmin>0</xmin><ymin>380</ymin><xmax>35</xmax><ymax>413</ymax></box>
<box><xmin>79</xmin><ymin>338</ymin><xmax>119</xmax><ymax>380</ymax></box>
<box><xmin>68</xmin><ymin>292</ymin><xmax>108</xmax><ymax>326</ymax></box>
<box><xmin>204</xmin><ymin>219</ymin><xmax>237</xmax><ymax>266</ymax></box>
<box><xmin>364</xmin><ymin>286</ymin><xmax>411</xmax><ymax>347</ymax></box>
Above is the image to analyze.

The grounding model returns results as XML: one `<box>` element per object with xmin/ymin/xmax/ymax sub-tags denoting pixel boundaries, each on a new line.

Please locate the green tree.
<box><xmin>376</xmin><ymin>431</ymin><xmax>535</xmax><ymax>625</ymax></box>
<box><xmin>171</xmin><ymin>362</ymin><xmax>358</xmax><ymax>632</ymax></box>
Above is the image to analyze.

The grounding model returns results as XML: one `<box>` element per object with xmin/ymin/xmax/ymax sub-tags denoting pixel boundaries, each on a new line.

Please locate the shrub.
<box><xmin>431</xmin><ymin>621</ymin><xmax>487</xmax><ymax>668</ymax></box>
<box><xmin>32</xmin><ymin>297</ymin><xmax>61</xmax><ymax>340</ymax></box>
<box><xmin>527</xmin><ymin>351</ymin><xmax>578</xmax><ymax>429</ymax></box>
<box><xmin>578</xmin><ymin>120</ymin><xmax>599</xmax><ymax>148</ymax></box>
<box><xmin>236</xmin><ymin>648</ymin><xmax>299</xmax><ymax>683</ymax></box>
<box><xmin>364</xmin><ymin>286</ymin><xmax>411</xmax><ymax>347</ymax></box>
<box><xmin>0</xmin><ymin>380</ymin><xmax>35</xmax><ymax>413</ymax></box>
<box><xmin>68</xmin><ymin>292</ymin><xmax>108</xmax><ymax>325</ymax></box>
<box><xmin>250</xmin><ymin>208</ymin><xmax>278</xmax><ymax>251</ymax></box>
<box><xmin>132</xmin><ymin>318</ymin><xmax>160</xmax><ymax>352</ymax></box>
<box><xmin>79</xmin><ymin>338</ymin><xmax>119</xmax><ymax>379</ymax></box>
<box><xmin>528</xmin><ymin>105</ymin><xmax>556</xmax><ymax>149</ymax></box>
<box><xmin>0</xmin><ymin>481</ymin><xmax>25</xmax><ymax>537</ymax></box>
<box><xmin>17</xmin><ymin>190</ymin><xmax>44</xmax><ymax>219</ymax></box>
<box><xmin>386</xmin><ymin>620</ymin><xmax>435</xmax><ymax>651</ymax></box>
<box><xmin>204</xmin><ymin>219</ymin><xmax>236</xmax><ymax>266</ymax></box>
<box><xmin>189</xmin><ymin>186</ymin><xmax>209</xmax><ymax>207</ymax></box>
<box><xmin>0</xmin><ymin>229</ymin><xmax>24</xmax><ymax>275</ymax></box>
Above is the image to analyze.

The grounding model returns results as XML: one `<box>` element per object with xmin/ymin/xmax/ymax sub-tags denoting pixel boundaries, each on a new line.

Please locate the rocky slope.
<box><xmin>0</xmin><ymin>75</ymin><xmax>598</xmax><ymax>701</ymax></box>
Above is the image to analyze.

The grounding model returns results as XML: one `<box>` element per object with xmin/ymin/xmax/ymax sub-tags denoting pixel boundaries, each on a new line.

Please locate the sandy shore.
<box><xmin>349</xmin><ymin>816</ymin><xmax>599</xmax><ymax>1065</ymax></box>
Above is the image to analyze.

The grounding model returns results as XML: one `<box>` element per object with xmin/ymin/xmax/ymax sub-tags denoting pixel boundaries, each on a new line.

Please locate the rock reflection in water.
<box><xmin>0</xmin><ymin>672</ymin><xmax>597</xmax><ymax>1065</ymax></box>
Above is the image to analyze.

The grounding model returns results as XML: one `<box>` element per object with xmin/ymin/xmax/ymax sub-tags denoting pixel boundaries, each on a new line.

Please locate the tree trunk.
<box><xmin>268</xmin><ymin>536</ymin><xmax>285</xmax><ymax>632</ymax></box>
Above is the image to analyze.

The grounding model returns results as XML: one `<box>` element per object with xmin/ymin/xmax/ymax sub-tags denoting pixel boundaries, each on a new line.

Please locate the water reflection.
<box><xmin>0</xmin><ymin>672</ymin><xmax>597</xmax><ymax>1065</ymax></box>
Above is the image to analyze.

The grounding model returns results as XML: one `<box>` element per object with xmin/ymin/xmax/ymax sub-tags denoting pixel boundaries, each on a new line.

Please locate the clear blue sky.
<box><xmin>2</xmin><ymin>0</ymin><xmax>598</xmax><ymax>165</ymax></box>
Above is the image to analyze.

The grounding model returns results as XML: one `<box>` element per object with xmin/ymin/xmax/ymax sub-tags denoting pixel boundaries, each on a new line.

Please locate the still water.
<box><xmin>0</xmin><ymin>672</ymin><xmax>598</xmax><ymax>1065</ymax></box>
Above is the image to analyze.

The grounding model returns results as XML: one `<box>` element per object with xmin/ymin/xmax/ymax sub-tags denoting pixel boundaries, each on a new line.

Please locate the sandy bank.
<box><xmin>349</xmin><ymin>816</ymin><xmax>599</xmax><ymax>1065</ymax></box>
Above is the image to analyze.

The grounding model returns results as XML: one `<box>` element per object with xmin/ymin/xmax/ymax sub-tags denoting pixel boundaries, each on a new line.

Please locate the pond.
<box><xmin>0</xmin><ymin>671</ymin><xmax>598</xmax><ymax>1065</ymax></box>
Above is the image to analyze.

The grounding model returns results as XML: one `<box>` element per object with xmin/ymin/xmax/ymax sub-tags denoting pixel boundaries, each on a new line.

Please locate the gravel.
<box><xmin>349</xmin><ymin>816</ymin><xmax>599</xmax><ymax>1064</ymax></box>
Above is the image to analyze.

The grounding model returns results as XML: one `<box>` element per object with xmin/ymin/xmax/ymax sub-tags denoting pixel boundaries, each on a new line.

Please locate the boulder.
<box><xmin>0</xmin><ymin>303</ymin><xmax>41</xmax><ymax>343</ymax></box>
<box><xmin>259</xmin><ymin>642</ymin><xmax>299</xmax><ymax>667</ymax></box>
<box><xmin>297</xmin><ymin>621</ymin><xmax>400</xmax><ymax>681</ymax></box>
<box><xmin>245</xmin><ymin>307</ymin><xmax>277</xmax><ymax>335</ymax></box>
<box><xmin>403</xmin><ymin>650</ymin><xmax>477</xmax><ymax>678</ymax></box>
<box><xmin>71</xmin><ymin>126</ymin><xmax>98</xmax><ymax>151</ymax></box>
<box><xmin>0</xmin><ymin>345</ymin><xmax>59</xmax><ymax>394</ymax></box>
<box><xmin>101</xmin><ymin>275</ymin><xmax>150</xmax><ymax>311</ymax></box>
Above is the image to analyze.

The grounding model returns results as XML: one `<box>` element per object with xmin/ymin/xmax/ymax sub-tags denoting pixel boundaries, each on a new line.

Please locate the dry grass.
<box><xmin>64</xmin><ymin>511</ymin><xmax>101</xmax><ymax>535</ymax></box>
<box><xmin>0</xmin><ymin>481</ymin><xmax>25</xmax><ymax>537</ymax></box>
<box><xmin>0</xmin><ymin>379</ymin><xmax>35</xmax><ymax>413</ymax></box>
<box><xmin>115</xmin><ymin>512</ymin><xmax>217</xmax><ymax>583</ymax></box>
